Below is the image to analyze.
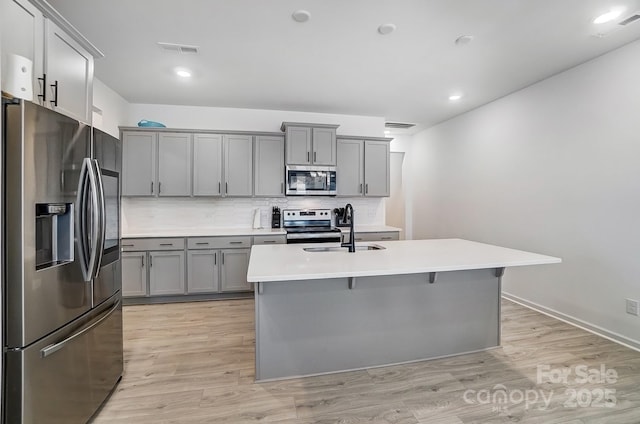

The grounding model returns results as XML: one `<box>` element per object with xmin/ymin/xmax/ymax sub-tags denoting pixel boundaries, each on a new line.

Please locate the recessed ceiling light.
<box><xmin>449</xmin><ymin>94</ymin><xmax>463</xmax><ymax>101</ymax></box>
<box><xmin>175</xmin><ymin>68</ymin><xmax>192</xmax><ymax>78</ymax></box>
<box><xmin>292</xmin><ymin>10</ymin><xmax>311</xmax><ymax>23</ymax></box>
<box><xmin>593</xmin><ymin>9</ymin><xmax>624</xmax><ymax>24</ymax></box>
<box><xmin>455</xmin><ymin>35</ymin><xmax>474</xmax><ymax>46</ymax></box>
<box><xmin>384</xmin><ymin>130</ymin><xmax>391</xmax><ymax>135</ymax></box>
<box><xmin>378</xmin><ymin>23</ymin><xmax>396</xmax><ymax>35</ymax></box>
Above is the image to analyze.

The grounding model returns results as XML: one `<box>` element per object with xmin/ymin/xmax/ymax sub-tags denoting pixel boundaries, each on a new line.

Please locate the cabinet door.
<box><xmin>149</xmin><ymin>251</ymin><xmax>185</xmax><ymax>295</ymax></box>
<box><xmin>312</xmin><ymin>127</ymin><xmax>336</xmax><ymax>165</ymax></box>
<box><xmin>220</xmin><ymin>249</ymin><xmax>251</xmax><ymax>292</ymax></box>
<box><xmin>224</xmin><ymin>134</ymin><xmax>253</xmax><ymax>196</ymax></box>
<box><xmin>158</xmin><ymin>132</ymin><xmax>192</xmax><ymax>196</ymax></box>
<box><xmin>187</xmin><ymin>250</ymin><xmax>219</xmax><ymax>293</ymax></box>
<box><xmin>364</xmin><ymin>140</ymin><xmax>390</xmax><ymax>197</ymax></box>
<box><xmin>193</xmin><ymin>134</ymin><xmax>223</xmax><ymax>196</ymax></box>
<box><xmin>122</xmin><ymin>131</ymin><xmax>156</xmax><ymax>196</ymax></box>
<box><xmin>254</xmin><ymin>135</ymin><xmax>285</xmax><ymax>197</ymax></box>
<box><xmin>285</xmin><ymin>126</ymin><xmax>311</xmax><ymax>165</ymax></box>
<box><xmin>122</xmin><ymin>252</ymin><xmax>147</xmax><ymax>297</ymax></box>
<box><xmin>1</xmin><ymin>0</ymin><xmax>44</xmax><ymax>101</ymax></box>
<box><xmin>44</xmin><ymin>19</ymin><xmax>93</xmax><ymax>123</ymax></box>
<box><xmin>336</xmin><ymin>139</ymin><xmax>364</xmax><ymax>196</ymax></box>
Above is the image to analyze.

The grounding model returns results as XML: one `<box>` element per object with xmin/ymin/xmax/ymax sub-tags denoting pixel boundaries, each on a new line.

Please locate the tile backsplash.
<box><xmin>122</xmin><ymin>197</ymin><xmax>385</xmax><ymax>233</ymax></box>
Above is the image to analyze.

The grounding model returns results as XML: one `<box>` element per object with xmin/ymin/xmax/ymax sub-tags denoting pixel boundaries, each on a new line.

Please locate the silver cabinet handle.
<box><xmin>159</xmin><ymin>243</ymin><xmax>173</xmax><ymax>246</ymax></box>
<box><xmin>122</xmin><ymin>243</ymin><xmax>134</xmax><ymax>247</ymax></box>
<box><xmin>195</xmin><ymin>242</ymin><xmax>209</xmax><ymax>245</ymax></box>
<box><xmin>41</xmin><ymin>300</ymin><xmax>120</xmax><ymax>358</ymax></box>
<box><xmin>314</xmin><ymin>151</ymin><xmax>317</xmax><ymax>162</ymax></box>
<box><xmin>214</xmin><ymin>252</ymin><xmax>217</xmax><ymax>265</ymax></box>
<box><xmin>158</xmin><ymin>182</ymin><xmax>162</xmax><ymax>194</ymax></box>
<box><xmin>359</xmin><ymin>183</ymin><xmax>362</xmax><ymax>193</ymax></box>
<box><xmin>141</xmin><ymin>255</ymin><xmax>144</xmax><ymax>267</ymax></box>
<box><xmin>218</xmin><ymin>182</ymin><xmax>221</xmax><ymax>194</ymax></box>
<box><xmin>230</xmin><ymin>241</ymin><xmax>243</xmax><ymax>245</ymax></box>
<box><xmin>225</xmin><ymin>182</ymin><xmax>228</xmax><ymax>194</ymax></box>
<box><xmin>151</xmin><ymin>181</ymin><xmax>154</xmax><ymax>194</ymax></box>
<box><xmin>281</xmin><ymin>182</ymin><xmax>284</xmax><ymax>194</ymax></box>
<box><xmin>365</xmin><ymin>183</ymin><xmax>369</xmax><ymax>194</ymax></box>
<box><xmin>381</xmin><ymin>236</ymin><xmax>393</xmax><ymax>240</ymax></box>
<box><xmin>222</xmin><ymin>252</ymin><xmax>225</xmax><ymax>265</ymax></box>
<box><xmin>307</xmin><ymin>151</ymin><xmax>310</xmax><ymax>162</ymax></box>
<box><xmin>263</xmin><ymin>240</ymin><xmax>276</xmax><ymax>244</ymax></box>
<box><xmin>149</xmin><ymin>255</ymin><xmax>153</xmax><ymax>267</ymax></box>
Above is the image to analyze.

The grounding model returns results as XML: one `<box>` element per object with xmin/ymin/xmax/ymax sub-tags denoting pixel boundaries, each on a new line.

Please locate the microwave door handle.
<box><xmin>75</xmin><ymin>159</ymin><xmax>92</xmax><ymax>281</ymax></box>
<box><xmin>91</xmin><ymin>159</ymin><xmax>107</xmax><ymax>278</ymax></box>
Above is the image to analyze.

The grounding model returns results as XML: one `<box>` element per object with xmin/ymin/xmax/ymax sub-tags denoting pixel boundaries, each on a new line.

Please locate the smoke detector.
<box><xmin>157</xmin><ymin>42</ymin><xmax>199</xmax><ymax>54</ymax></box>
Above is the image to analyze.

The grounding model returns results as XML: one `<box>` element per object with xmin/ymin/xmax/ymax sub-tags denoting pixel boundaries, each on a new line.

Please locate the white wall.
<box><xmin>127</xmin><ymin>103</ymin><xmax>386</xmax><ymax>136</ymax></box>
<box><xmin>409</xmin><ymin>39</ymin><xmax>640</xmax><ymax>346</ymax></box>
<box><xmin>92</xmin><ymin>78</ymin><xmax>129</xmax><ymax>137</ymax></box>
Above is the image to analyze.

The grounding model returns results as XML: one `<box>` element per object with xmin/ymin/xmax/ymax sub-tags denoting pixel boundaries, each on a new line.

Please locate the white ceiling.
<box><xmin>49</xmin><ymin>0</ymin><xmax>640</xmax><ymax>129</ymax></box>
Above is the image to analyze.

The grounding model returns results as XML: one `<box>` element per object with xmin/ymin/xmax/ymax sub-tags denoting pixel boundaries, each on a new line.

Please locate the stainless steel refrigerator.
<box><xmin>2</xmin><ymin>99</ymin><xmax>123</xmax><ymax>423</ymax></box>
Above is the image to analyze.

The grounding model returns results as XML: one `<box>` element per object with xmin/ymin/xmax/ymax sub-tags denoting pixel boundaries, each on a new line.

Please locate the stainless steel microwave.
<box><xmin>286</xmin><ymin>165</ymin><xmax>337</xmax><ymax>196</ymax></box>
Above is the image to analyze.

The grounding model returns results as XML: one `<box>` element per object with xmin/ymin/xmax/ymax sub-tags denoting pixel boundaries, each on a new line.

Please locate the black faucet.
<box><xmin>340</xmin><ymin>203</ymin><xmax>355</xmax><ymax>252</ymax></box>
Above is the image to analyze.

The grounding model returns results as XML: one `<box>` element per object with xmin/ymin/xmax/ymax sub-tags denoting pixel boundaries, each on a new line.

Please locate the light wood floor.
<box><xmin>91</xmin><ymin>298</ymin><xmax>640</xmax><ymax>424</ymax></box>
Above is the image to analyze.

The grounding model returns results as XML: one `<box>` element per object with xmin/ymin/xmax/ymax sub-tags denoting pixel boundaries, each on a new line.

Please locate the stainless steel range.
<box><xmin>283</xmin><ymin>209</ymin><xmax>342</xmax><ymax>243</ymax></box>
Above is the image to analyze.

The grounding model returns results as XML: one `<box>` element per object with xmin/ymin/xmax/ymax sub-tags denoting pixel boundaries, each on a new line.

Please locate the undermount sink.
<box><xmin>303</xmin><ymin>244</ymin><xmax>386</xmax><ymax>253</ymax></box>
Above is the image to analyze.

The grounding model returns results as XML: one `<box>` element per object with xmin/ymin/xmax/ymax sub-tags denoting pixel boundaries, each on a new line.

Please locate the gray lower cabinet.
<box><xmin>122</xmin><ymin>251</ymin><xmax>147</xmax><ymax>297</ymax></box>
<box><xmin>187</xmin><ymin>250</ymin><xmax>219</xmax><ymax>293</ymax></box>
<box><xmin>254</xmin><ymin>135</ymin><xmax>285</xmax><ymax>196</ymax></box>
<box><xmin>220</xmin><ymin>249</ymin><xmax>251</xmax><ymax>292</ymax></box>
<box><xmin>149</xmin><ymin>251</ymin><xmax>186</xmax><ymax>295</ymax></box>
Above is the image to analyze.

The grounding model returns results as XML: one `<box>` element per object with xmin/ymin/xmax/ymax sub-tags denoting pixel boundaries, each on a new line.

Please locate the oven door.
<box><xmin>286</xmin><ymin>165</ymin><xmax>336</xmax><ymax>195</ymax></box>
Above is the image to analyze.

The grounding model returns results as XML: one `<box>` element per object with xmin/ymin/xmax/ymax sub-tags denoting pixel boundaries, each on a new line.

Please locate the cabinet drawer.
<box><xmin>253</xmin><ymin>235</ymin><xmax>286</xmax><ymax>245</ymax></box>
<box><xmin>187</xmin><ymin>236</ymin><xmax>252</xmax><ymax>250</ymax></box>
<box><xmin>121</xmin><ymin>238</ymin><xmax>185</xmax><ymax>251</ymax></box>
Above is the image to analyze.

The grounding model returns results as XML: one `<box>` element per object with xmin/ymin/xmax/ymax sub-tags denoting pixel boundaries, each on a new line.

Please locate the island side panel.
<box><xmin>255</xmin><ymin>268</ymin><xmax>500</xmax><ymax>381</ymax></box>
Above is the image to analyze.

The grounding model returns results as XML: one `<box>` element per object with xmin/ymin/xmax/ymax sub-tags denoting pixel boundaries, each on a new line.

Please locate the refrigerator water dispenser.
<box><xmin>35</xmin><ymin>203</ymin><xmax>74</xmax><ymax>270</ymax></box>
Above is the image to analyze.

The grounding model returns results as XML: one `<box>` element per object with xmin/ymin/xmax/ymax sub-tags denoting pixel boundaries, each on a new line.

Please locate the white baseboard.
<box><xmin>502</xmin><ymin>291</ymin><xmax>640</xmax><ymax>352</ymax></box>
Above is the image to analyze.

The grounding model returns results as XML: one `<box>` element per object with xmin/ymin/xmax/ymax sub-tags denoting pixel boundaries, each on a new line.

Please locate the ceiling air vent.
<box><xmin>385</xmin><ymin>122</ymin><xmax>415</xmax><ymax>129</ymax></box>
<box><xmin>157</xmin><ymin>42</ymin><xmax>199</xmax><ymax>54</ymax></box>
<box><xmin>618</xmin><ymin>13</ymin><xmax>640</xmax><ymax>26</ymax></box>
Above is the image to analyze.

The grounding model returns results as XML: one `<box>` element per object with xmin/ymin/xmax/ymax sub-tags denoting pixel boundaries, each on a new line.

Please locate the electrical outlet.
<box><xmin>625</xmin><ymin>299</ymin><xmax>639</xmax><ymax>316</ymax></box>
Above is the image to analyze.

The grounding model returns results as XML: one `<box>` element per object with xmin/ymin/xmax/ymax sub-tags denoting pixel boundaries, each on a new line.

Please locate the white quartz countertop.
<box><xmin>247</xmin><ymin>238</ymin><xmax>561</xmax><ymax>282</ymax></box>
<box><xmin>122</xmin><ymin>227</ymin><xmax>286</xmax><ymax>238</ymax></box>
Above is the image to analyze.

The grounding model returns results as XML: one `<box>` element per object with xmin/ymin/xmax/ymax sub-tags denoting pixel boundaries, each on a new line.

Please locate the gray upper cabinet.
<box><xmin>312</xmin><ymin>127</ymin><xmax>337</xmax><ymax>165</ymax></box>
<box><xmin>193</xmin><ymin>134</ymin><xmax>223</xmax><ymax>196</ymax></box>
<box><xmin>254</xmin><ymin>135</ymin><xmax>285</xmax><ymax>197</ymax></box>
<box><xmin>364</xmin><ymin>140</ymin><xmax>390</xmax><ymax>197</ymax></box>
<box><xmin>1</xmin><ymin>0</ymin><xmax>44</xmax><ymax>100</ymax></box>
<box><xmin>285</xmin><ymin>126</ymin><xmax>312</xmax><ymax>165</ymax></box>
<box><xmin>158</xmin><ymin>132</ymin><xmax>192</xmax><ymax>196</ymax></box>
<box><xmin>282</xmin><ymin>122</ymin><xmax>339</xmax><ymax>166</ymax></box>
<box><xmin>149</xmin><ymin>251</ymin><xmax>186</xmax><ymax>296</ymax></box>
<box><xmin>220</xmin><ymin>249</ymin><xmax>251</xmax><ymax>292</ymax></box>
<box><xmin>44</xmin><ymin>19</ymin><xmax>93</xmax><ymax>123</ymax></box>
<box><xmin>122</xmin><ymin>131</ymin><xmax>156</xmax><ymax>196</ymax></box>
<box><xmin>337</xmin><ymin>139</ymin><xmax>364</xmax><ymax>196</ymax></box>
<box><xmin>336</xmin><ymin>137</ymin><xmax>391</xmax><ymax>197</ymax></box>
<box><xmin>224</xmin><ymin>134</ymin><xmax>253</xmax><ymax>196</ymax></box>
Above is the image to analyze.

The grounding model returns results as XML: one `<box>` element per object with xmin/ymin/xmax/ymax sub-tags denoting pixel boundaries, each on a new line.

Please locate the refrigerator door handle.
<box><xmin>76</xmin><ymin>159</ymin><xmax>92</xmax><ymax>281</ymax></box>
<box><xmin>84</xmin><ymin>159</ymin><xmax>102</xmax><ymax>281</ymax></box>
<box><xmin>40</xmin><ymin>299</ymin><xmax>121</xmax><ymax>358</ymax></box>
<box><xmin>91</xmin><ymin>159</ymin><xmax>107</xmax><ymax>279</ymax></box>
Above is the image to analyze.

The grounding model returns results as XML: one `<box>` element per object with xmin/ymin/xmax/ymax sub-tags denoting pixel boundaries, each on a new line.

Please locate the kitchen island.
<box><xmin>247</xmin><ymin>238</ymin><xmax>560</xmax><ymax>381</ymax></box>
